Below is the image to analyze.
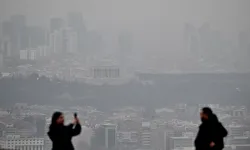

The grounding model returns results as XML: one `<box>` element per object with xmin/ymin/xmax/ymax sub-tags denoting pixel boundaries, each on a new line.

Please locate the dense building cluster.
<box><xmin>1</xmin><ymin>102</ymin><xmax>249</xmax><ymax>150</ymax></box>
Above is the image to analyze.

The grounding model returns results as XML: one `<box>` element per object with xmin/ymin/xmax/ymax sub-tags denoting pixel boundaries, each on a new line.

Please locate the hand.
<box><xmin>210</xmin><ymin>142</ymin><xmax>215</xmax><ymax>147</ymax></box>
<box><xmin>73</xmin><ymin>118</ymin><xmax>80</xmax><ymax>124</ymax></box>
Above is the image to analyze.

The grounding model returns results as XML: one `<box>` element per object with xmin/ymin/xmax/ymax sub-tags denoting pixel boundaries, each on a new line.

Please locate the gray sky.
<box><xmin>1</xmin><ymin>0</ymin><xmax>250</xmax><ymax>70</ymax></box>
<box><xmin>1</xmin><ymin>0</ymin><xmax>250</xmax><ymax>31</ymax></box>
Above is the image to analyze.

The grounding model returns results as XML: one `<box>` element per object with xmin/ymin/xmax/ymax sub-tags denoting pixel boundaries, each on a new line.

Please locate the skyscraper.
<box><xmin>2</xmin><ymin>21</ymin><xmax>13</xmax><ymax>57</ymax></box>
<box><xmin>140</xmin><ymin>122</ymin><xmax>152</xmax><ymax>149</ymax></box>
<box><xmin>50</xmin><ymin>18</ymin><xmax>64</xmax><ymax>33</ymax></box>
<box><xmin>49</xmin><ymin>30</ymin><xmax>63</xmax><ymax>54</ymax></box>
<box><xmin>27</xmin><ymin>26</ymin><xmax>46</xmax><ymax>48</ymax></box>
<box><xmin>2</xmin><ymin>21</ymin><xmax>12</xmax><ymax>38</ymax></box>
<box><xmin>62</xmin><ymin>28</ymin><xmax>78</xmax><ymax>54</ymax></box>
<box><xmin>10</xmin><ymin>15</ymin><xmax>28</xmax><ymax>54</ymax></box>
<box><xmin>91</xmin><ymin>124</ymin><xmax>117</xmax><ymax>150</ymax></box>
<box><xmin>67</xmin><ymin>12</ymin><xmax>87</xmax><ymax>53</ymax></box>
<box><xmin>1</xmin><ymin>15</ymin><xmax>28</xmax><ymax>58</ymax></box>
<box><xmin>49</xmin><ymin>28</ymin><xmax>78</xmax><ymax>54</ymax></box>
<box><xmin>1</xmin><ymin>37</ymin><xmax>11</xmax><ymax>57</ymax></box>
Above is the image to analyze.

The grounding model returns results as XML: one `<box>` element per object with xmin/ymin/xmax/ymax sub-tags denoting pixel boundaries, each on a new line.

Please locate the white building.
<box><xmin>38</xmin><ymin>46</ymin><xmax>48</xmax><ymax>57</ymax></box>
<box><xmin>49</xmin><ymin>30</ymin><xmax>63</xmax><ymax>54</ymax></box>
<box><xmin>228</xmin><ymin>124</ymin><xmax>245</xmax><ymax>137</ymax></box>
<box><xmin>29</xmin><ymin>49</ymin><xmax>37</xmax><ymax>60</ymax></box>
<box><xmin>63</xmin><ymin>28</ymin><xmax>78</xmax><ymax>54</ymax></box>
<box><xmin>44</xmin><ymin>118</ymin><xmax>52</xmax><ymax>150</ymax></box>
<box><xmin>49</xmin><ymin>28</ymin><xmax>78</xmax><ymax>54</ymax></box>
<box><xmin>229</xmin><ymin>136</ymin><xmax>250</xmax><ymax>145</ymax></box>
<box><xmin>91</xmin><ymin>66</ymin><xmax>120</xmax><ymax>79</ymax></box>
<box><xmin>101</xmin><ymin>123</ymin><xmax>117</xmax><ymax>149</ymax></box>
<box><xmin>2</xmin><ymin>136</ymin><xmax>44</xmax><ymax>150</ymax></box>
<box><xmin>117</xmin><ymin>131</ymin><xmax>138</xmax><ymax>143</ymax></box>
<box><xmin>164</xmin><ymin>130</ymin><xmax>175</xmax><ymax>150</ymax></box>
<box><xmin>140</xmin><ymin>122</ymin><xmax>151</xmax><ymax>148</ymax></box>
<box><xmin>20</xmin><ymin>50</ymin><xmax>28</xmax><ymax>60</ymax></box>
<box><xmin>169</xmin><ymin>137</ymin><xmax>194</xmax><ymax>150</ymax></box>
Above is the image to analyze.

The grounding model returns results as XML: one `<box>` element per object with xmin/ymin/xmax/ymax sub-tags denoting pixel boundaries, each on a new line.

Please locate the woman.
<box><xmin>48</xmin><ymin>112</ymin><xmax>82</xmax><ymax>150</ymax></box>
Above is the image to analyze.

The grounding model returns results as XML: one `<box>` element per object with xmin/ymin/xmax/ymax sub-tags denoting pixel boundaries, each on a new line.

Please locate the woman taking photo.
<box><xmin>48</xmin><ymin>112</ymin><xmax>81</xmax><ymax>150</ymax></box>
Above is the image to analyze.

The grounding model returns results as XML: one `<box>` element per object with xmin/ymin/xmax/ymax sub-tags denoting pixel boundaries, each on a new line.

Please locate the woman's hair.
<box><xmin>50</xmin><ymin>111</ymin><xmax>63</xmax><ymax>129</ymax></box>
<box><xmin>202</xmin><ymin>107</ymin><xmax>213</xmax><ymax>116</ymax></box>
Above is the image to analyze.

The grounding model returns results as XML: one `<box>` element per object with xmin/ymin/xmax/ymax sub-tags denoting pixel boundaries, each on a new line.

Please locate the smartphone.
<box><xmin>74</xmin><ymin>113</ymin><xmax>77</xmax><ymax>118</ymax></box>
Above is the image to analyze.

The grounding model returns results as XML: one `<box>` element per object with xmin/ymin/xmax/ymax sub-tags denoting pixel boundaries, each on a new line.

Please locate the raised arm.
<box><xmin>68</xmin><ymin>123</ymin><xmax>82</xmax><ymax>137</ymax></box>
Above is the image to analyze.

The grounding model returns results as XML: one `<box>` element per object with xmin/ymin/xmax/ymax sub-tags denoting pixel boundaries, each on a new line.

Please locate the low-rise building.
<box><xmin>1</xmin><ymin>136</ymin><xmax>44</xmax><ymax>150</ymax></box>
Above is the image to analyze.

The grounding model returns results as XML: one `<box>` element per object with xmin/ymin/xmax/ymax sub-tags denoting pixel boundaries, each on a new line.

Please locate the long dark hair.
<box><xmin>202</xmin><ymin>107</ymin><xmax>213</xmax><ymax>117</ymax></box>
<box><xmin>202</xmin><ymin>107</ymin><xmax>219</xmax><ymax>123</ymax></box>
<box><xmin>49</xmin><ymin>111</ymin><xmax>63</xmax><ymax>130</ymax></box>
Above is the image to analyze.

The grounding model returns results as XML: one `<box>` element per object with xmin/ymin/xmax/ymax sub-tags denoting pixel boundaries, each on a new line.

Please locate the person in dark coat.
<box><xmin>195</xmin><ymin>107</ymin><xmax>228</xmax><ymax>150</ymax></box>
<box><xmin>48</xmin><ymin>112</ymin><xmax>82</xmax><ymax>150</ymax></box>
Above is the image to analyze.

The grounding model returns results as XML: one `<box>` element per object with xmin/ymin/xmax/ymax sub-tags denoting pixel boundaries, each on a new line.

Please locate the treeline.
<box><xmin>0</xmin><ymin>73</ymin><xmax>250</xmax><ymax>110</ymax></box>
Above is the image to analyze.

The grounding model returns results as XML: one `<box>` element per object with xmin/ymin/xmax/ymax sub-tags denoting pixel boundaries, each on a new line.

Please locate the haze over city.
<box><xmin>1</xmin><ymin>0</ymin><xmax>250</xmax><ymax>72</ymax></box>
<box><xmin>0</xmin><ymin>1</ymin><xmax>250</xmax><ymax>150</ymax></box>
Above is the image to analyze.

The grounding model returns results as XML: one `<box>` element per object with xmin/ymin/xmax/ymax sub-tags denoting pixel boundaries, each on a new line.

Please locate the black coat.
<box><xmin>195</xmin><ymin>115</ymin><xmax>228</xmax><ymax>150</ymax></box>
<box><xmin>48</xmin><ymin>123</ymin><xmax>82</xmax><ymax>150</ymax></box>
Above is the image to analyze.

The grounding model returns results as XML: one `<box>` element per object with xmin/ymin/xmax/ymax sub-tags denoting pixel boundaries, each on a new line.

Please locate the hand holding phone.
<box><xmin>73</xmin><ymin>113</ymin><xmax>79</xmax><ymax>124</ymax></box>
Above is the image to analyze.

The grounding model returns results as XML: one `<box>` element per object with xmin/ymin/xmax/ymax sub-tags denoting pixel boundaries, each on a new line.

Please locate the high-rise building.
<box><xmin>49</xmin><ymin>30</ymin><xmax>63</xmax><ymax>54</ymax></box>
<box><xmin>91</xmin><ymin>123</ymin><xmax>117</xmax><ymax>150</ymax></box>
<box><xmin>68</xmin><ymin>12</ymin><xmax>86</xmax><ymax>53</ymax></box>
<box><xmin>2</xmin><ymin>21</ymin><xmax>12</xmax><ymax>38</ymax></box>
<box><xmin>2</xmin><ymin>21</ymin><xmax>13</xmax><ymax>57</ymax></box>
<box><xmin>62</xmin><ymin>28</ymin><xmax>78</xmax><ymax>54</ymax></box>
<box><xmin>102</xmin><ymin>124</ymin><xmax>116</xmax><ymax>149</ymax></box>
<box><xmin>49</xmin><ymin>28</ymin><xmax>78</xmax><ymax>54</ymax></box>
<box><xmin>164</xmin><ymin>129</ymin><xmax>175</xmax><ymax>150</ymax></box>
<box><xmin>27</xmin><ymin>26</ymin><xmax>46</xmax><ymax>48</ymax></box>
<box><xmin>20</xmin><ymin>50</ymin><xmax>28</xmax><ymax>60</ymax></box>
<box><xmin>10</xmin><ymin>15</ymin><xmax>29</xmax><ymax>55</ymax></box>
<box><xmin>29</xmin><ymin>49</ymin><xmax>37</xmax><ymax>60</ymax></box>
<box><xmin>50</xmin><ymin>18</ymin><xmax>64</xmax><ymax>33</ymax></box>
<box><xmin>140</xmin><ymin>122</ymin><xmax>151</xmax><ymax>149</ymax></box>
<box><xmin>1</xmin><ymin>37</ymin><xmax>12</xmax><ymax>57</ymax></box>
<box><xmin>67</xmin><ymin>31</ymin><xmax>78</xmax><ymax>54</ymax></box>
<box><xmin>2</xmin><ymin>15</ymin><xmax>28</xmax><ymax>57</ymax></box>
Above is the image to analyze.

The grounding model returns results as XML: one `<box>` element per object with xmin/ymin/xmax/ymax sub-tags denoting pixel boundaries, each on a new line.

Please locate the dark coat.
<box><xmin>48</xmin><ymin>123</ymin><xmax>82</xmax><ymax>150</ymax></box>
<box><xmin>195</xmin><ymin>115</ymin><xmax>228</xmax><ymax>150</ymax></box>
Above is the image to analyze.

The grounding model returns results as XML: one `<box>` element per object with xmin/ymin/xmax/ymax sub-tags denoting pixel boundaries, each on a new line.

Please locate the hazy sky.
<box><xmin>1</xmin><ymin>0</ymin><xmax>250</xmax><ymax>31</ymax></box>
<box><xmin>1</xmin><ymin>0</ymin><xmax>250</xmax><ymax>67</ymax></box>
